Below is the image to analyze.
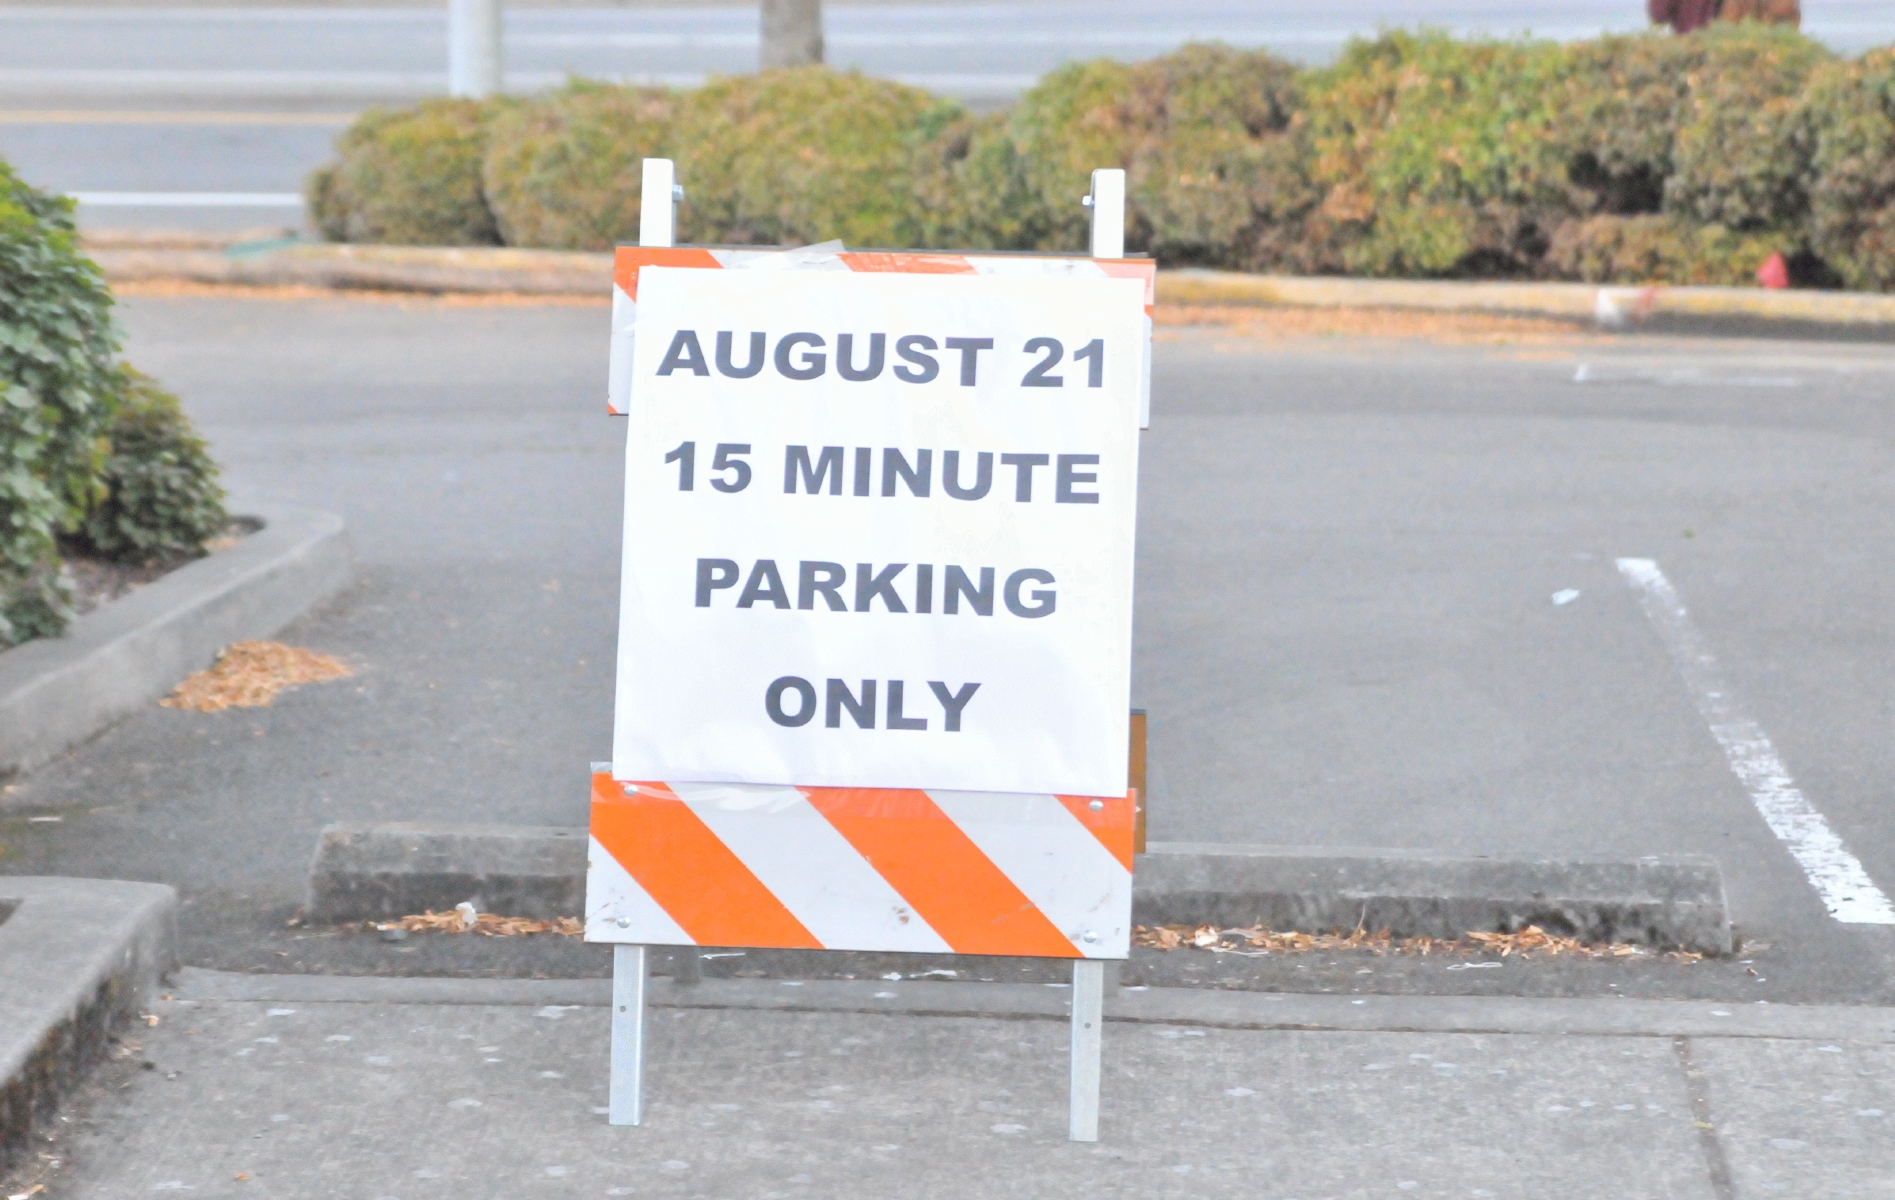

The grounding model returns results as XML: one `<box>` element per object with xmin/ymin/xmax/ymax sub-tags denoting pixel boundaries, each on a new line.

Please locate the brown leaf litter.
<box><xmin>160</xmin><ymin>640</ymin><xmax>352</xmax><ymax>712</ymax></box>
<box><xmin>1134</xmin><ymin>923</ymin><xmax>1703</xmax><ymax>962</ymax></box>
<box><xmin>1152</xmin><ymin>302</ymin><xmax>1593</xmax><ymax>344</ymax></box>
<box><xmin>112</xmin><ymin>279</ymin><xmax>608</xmax><ymax>307</ymax></box>
<box><xmin>375</xmin><ymin>906</ymin><xmax>582</xmax><ymax>938</ymax></box>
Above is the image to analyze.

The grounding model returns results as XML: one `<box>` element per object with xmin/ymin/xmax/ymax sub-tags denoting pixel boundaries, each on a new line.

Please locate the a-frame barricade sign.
<box><xmin>588</xmin><ymin>158</ymin><xmax>1150</xmax><ymax>1141</ymax></box>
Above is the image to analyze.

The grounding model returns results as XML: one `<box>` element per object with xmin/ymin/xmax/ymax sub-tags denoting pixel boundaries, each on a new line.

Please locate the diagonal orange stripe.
<box><xmin>839</xmin><ymin>251</ymin><xmax>977</xmax><ymax>275</ymax></box>
<box><xmin>589</xmin><ymin>774</ymin><xmax>821</xmax><ymax>949</ymax></box>
<box><xmin>802</xmin><ymin>788</ymin><xmax>1077</xmax><ymax>958</ymax></box>
<box><xmin>1056</xmin><ymin>791</ymin><xmax>1138</xmax><ymax>872</ymax></box>
<box><xmin>612</xmin><ymin>246</ymin><xmax>723</xmax><ymax>298</ymax></box>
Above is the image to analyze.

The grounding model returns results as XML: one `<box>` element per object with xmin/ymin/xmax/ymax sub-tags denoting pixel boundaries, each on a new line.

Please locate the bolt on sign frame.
<box><xmin>590</xmin><ymin>158</ymin><xmax>1149</xmax><ymax>1142</ymax></box>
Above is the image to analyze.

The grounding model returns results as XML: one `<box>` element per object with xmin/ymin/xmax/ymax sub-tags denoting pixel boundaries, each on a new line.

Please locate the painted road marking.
<box><xmin>1573</xmin><ymin>364</ymin><xmax>1800</xmax><ymax>388</ymax></box>
<box><xmin>1618</xmin><ymin>557</ymin><xmax>1895</xmax><ymax>925</ymax></box>
<box><xmin>70</xmin><ymin>192</ymin><xmax>303</xmax><ymax>207</ymax></box>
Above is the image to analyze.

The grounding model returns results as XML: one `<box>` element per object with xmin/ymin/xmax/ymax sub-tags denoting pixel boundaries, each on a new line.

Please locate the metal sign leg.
<box><xmin>1068</xmin><ymin>958</ymin><xmax>1104</xmax><ymax>1142</ymax></box>
<box><xmin>609</xmin><ymin>944</ymin><xmax>647</xmax><ymax>1126</ymax></box>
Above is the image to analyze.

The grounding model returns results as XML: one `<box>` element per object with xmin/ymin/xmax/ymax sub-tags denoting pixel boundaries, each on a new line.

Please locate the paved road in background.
<box><xmin>3</xmin><ymin>0</ymin><xmax>1891</xmax><ymax>231</ymax></box>
<box><xmin>3</xmin><ymin>298</ymin><xmax>1894</xmax><ymax>1007</ymax></box>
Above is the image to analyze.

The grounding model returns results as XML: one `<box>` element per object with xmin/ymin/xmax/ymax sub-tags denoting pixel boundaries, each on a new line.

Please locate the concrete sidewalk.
<box><xmin>40</xmin><ymin>971</ymin><xmax>1895</xmax><ymax>1199</ymax></box>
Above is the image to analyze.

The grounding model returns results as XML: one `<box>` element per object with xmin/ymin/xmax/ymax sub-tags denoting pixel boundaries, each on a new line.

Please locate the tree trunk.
<box><xmin>761</xmin><ymin>0</ymin><xmax>824</xmax><ymax>68</ymax></box>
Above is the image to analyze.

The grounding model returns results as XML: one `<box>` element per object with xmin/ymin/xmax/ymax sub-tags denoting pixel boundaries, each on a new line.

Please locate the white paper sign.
<box><xmin>611</xmin><ymin>266</ymin><xmax>1144</xmax><ymax>796</ymax></box>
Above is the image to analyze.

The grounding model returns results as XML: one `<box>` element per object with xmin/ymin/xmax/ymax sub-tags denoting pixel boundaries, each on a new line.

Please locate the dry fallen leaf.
<box><xmin>161</xmin><ymin>641</ymin><xmax>352</xmax><ymax>712</ymax></box>
<box><xmin>1132</xmin><ymin>923</ymin><xmax>1702</xmax><ymax>962</ymax></box>
<box><xmin>379</xmin><ymin>909</ymin><xmax>583</xmax><ymax>938</ymax></box>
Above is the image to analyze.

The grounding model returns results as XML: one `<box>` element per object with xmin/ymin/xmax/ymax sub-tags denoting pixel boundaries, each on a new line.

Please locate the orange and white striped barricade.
<box><xmin>592</xmin><ymin>160</ymin><xmax>1146</xmax><ymax>1142</ymax></box>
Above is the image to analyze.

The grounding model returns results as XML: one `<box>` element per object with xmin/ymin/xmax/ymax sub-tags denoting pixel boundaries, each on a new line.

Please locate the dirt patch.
<box><xmin>59</xmin><ymin>518</ymin><xmax>257</xmax><ymax>619</ymax></box>
<box><xmin>160</xmin><ymin>641</ymin><xmax>353</xmax><ymax>712</ymax></box>
<box><xmin>59</xmin><ymin>556</ymin><xmax>175</xmax><ymax>620</ymax></box>
<box><xmin>1136</xmin><ymin>923</ymin><xmax>1706</xmax><ymax>962</ymax></box>
<box><xmin>1154</xmin><ymin>302</ymin><xmax>1595</xmax><ymax>344</ymax></box>
<box><xmin>81</xmin><ymin>229</ymin><xmax>295</xmax><ymax>252</ymax></box>
<box><xmin>111</xmin><ymin>280</ymin><xmax>609</xmax><ymax>307</ymax></box>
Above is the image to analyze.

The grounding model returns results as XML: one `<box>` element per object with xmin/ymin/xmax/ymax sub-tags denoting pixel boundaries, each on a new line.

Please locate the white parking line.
<box><xmin>70</xmin><ymin>192</ymin><xmax>303</xmax><ymax>207</ymax></box>
<box><xmin>1617</xmin><ymin>557</ymin><xmax>1895</xmax><ymax>925</ymax></box>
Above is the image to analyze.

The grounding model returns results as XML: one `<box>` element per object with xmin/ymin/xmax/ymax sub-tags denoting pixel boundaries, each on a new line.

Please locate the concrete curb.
<box><xmin>92</xmin><ymin>242</ymin><xmax>1895</xmax><ymax>334</ymax></box>
<box><xmin>304</xmin><ymin>823</ymin><xmax>1732</xmax><ymax>954</ymax></box>
<box><xmin>170</xmin><ymin>967</ymin><xmax>1895</xmax><ymax>1044</ymax></box>
<box><xmin>0</xmin><ymin>506</ymin><xmax>354</xmax><ymax>781</ymax></box>
<box><xmin>304</xmin><ymin>822</ymin><xmax>586</xmax><ymax>923</ymax></box>
<box><xmin>0</xmin><ymin>878</ymin><xmax>179</xmax><ymax>1172</ymax></box>
<box><xmin>1134</xmin><ymin>842</ymin><xmax>1732</xmax><ymax>956</ymax></box>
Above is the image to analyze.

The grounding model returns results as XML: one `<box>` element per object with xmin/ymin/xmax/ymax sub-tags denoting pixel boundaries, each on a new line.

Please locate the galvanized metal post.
<box><xmin>448</xmin><ymin>0</ymin><xmax>502</xmax><ymax>98</ymax></box>
<box><xmin>1069</xmin><ymin>958</ymin><xmax>1105</xmax><ymax>1142</ymax></box>
<box><xmin>609</xmin><ymin>944</ymin><xmax>647</xmax><ymax>1125</ymax></box>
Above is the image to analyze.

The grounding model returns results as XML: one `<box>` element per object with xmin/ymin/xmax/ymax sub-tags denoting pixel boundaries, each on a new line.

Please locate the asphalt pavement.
<box><xmin>5</xmin><ymin>1</ymin><xmax>1891</xmax><ymax>232</ymax></box>
<box><xmin>3</xmin><ymin>297</ymin><xmax>1895</xmax><ymax>1008</ymax></box>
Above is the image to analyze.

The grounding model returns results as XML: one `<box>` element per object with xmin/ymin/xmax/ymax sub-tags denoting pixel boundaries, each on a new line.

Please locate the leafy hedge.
<box><xmin>309</xmin><ymin>24</ymin><xmax>1895</xmax><ymax>289</ymax></box>
<box><xmin>0</xmin><ymin>164</ymin><xmax>226</xmax><ymax>648</ymax></box>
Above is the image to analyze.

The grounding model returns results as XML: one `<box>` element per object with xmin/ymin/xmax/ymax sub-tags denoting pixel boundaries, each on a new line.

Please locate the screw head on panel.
<box><xmin>615</xmin><ymin>917</ymin><xmax>631</xmax><ymax>929</ymax></box>
<box><xmin>1089</xmin><ymin>800</ymin><xmax>1104</xmax><ymax>811</ymax></box>
<box><xmin>1082</xmin><ymin>930</ymin><xmax>1099</xmax><ymax>943</ymax></box>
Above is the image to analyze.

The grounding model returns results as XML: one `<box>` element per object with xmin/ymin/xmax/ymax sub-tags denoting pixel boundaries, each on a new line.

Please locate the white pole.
<box><xmin>1085</xmin><ymin>167</ymin><xmax>1146</xmax><ymax>431</ymax></box>
<box><xmin>639</xmin><ymin>159</ymin><xmax>678</xmax><ymax>249</ymax></box>
<box><xmin>605</xmin><ymin>160</ymin><xmax>683</xmax><ymax>1123</ymax></box>
<box><xmin>1086</xmin><ymin>168</ymin><xmax>1125</xmax><ymax>260</ymax></box>
<box><xmin>1068</xmin><ymin>959</ymin><xmax>1105</xmax><ymax>1142</ymax></box>
<box><xmin>448</xmin><ymin>0</ymin><xmax>502</xmax><ymax>98</ymax></box>
<box><xmin>608</xmin><ymin>944</ymin><xmax>647</xmax><ymax>1125</ymax></box>
<box><xmin>608</xmin><ymin>160</ymin><xmax>679</xmax><ymax>414</ymax></box>
<box><xmin>1070</xmin><ymin>167</ymin><xmax>1127</xmax><ymax>1144</ymax></box>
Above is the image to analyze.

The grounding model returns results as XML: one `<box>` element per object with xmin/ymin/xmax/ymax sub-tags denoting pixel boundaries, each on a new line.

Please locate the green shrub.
<box><xmin>1554</xmin><ymin>34</ymin><xmax>1700</xmax><ymax>216</ymax></box>
<box><xmin>1544</xmin><ymin>214</ymin><xmax>1791</xmax><ymax>284</ymax></box>
<box><xmin>1802</xmin><ymin>47</ymin><xmax>1895</xmax><ymax>290</ymax></box>
<box><xmin>1664</xmin><ymin>24</ymin><xmax>1829</xmax><ymax>231</ymax></box>
<box><xmin>1551</xmin><ymin>25</ymin><xmax>1826</xmax><ymax>240</ymax></box>
<box><xmin>78</xmin><ymin>369</ymin><xmax>226</xmax><ymax>566</ymax></box>
<box><xmin>909</xmin><ymin>110</ymin><xmax>1034</xmax><ymax>250</ymax></box>
<box><xmin>295</xmin><ymin>33</ymin><xmax>1895</xmax><ymax>292</ymax></box>
<box><xmin>1303</xmin><ymin>31</ymin><xmax>1576</xmax><ymax>277</ymax></box>
<box><xmin>1</xmin><ymin>161</ymin><xmax>228</xmax><ymax>647</ymax></box>
<box><xmin>308</xmin><ymin>98</ymin><xmax>508</xmax><ymax>246</ymax></box>
<box><xmin>1126</xmin><ymin>44</ymin><xmax>1318</xmax><ymax>271</ymax></box>
<box><xmin>971</xmin><ymin>58</ymin><xmax>1139</xmax><ymax>252</ymax></box>
<box><xmin>939</xmin><ymin>45</ymin><xmax>1317</xmax><ymax>267</ymax></box>
<box><xmin>0</xmin><ymin>163</ymin><xmax>116</xmax><ymax>646</ymax></box>
<box><xmin>483</xmin><ymin>82</ymin><xmax>680</xmax><ymax>251</ymax></box>
<box><xmin>673</xmin><ymin>67</ymin><xmax>959</xmax><ymax>248</ymax></box>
